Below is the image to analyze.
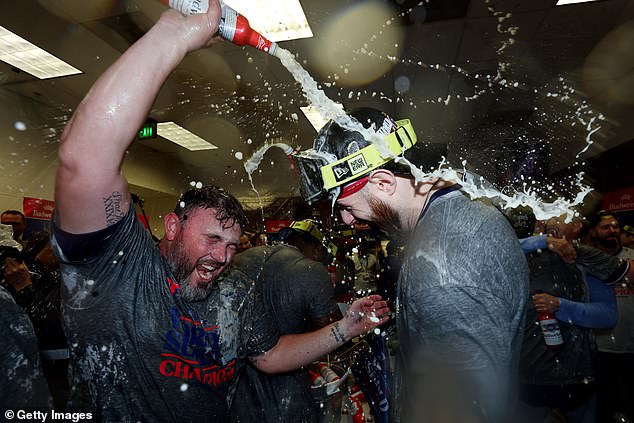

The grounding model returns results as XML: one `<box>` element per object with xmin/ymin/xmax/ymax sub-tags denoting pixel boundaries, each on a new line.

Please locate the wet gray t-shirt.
<box><xmin>52</xmin><ymin>207</ymin><xmax>279</xmax><ymax>422</ymax></box>
<box><xmin>231</xmin><ymin>245</ymin><xmax>340</xmax><ymax>423</ymax></box>
<box><xmin>0</xmin><ymin>285</ymin><xmax>52</xmax><ymax>410</ymax></box>
<box><xmin>395</xmin><ymin>189</ymin><xmax>529</xmax><ymax>423</ymax></box>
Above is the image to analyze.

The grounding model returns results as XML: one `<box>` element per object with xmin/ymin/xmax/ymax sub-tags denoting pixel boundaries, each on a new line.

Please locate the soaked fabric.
<box><xmin>519</xmin><ymin>250</ymin><xmax>598</xmax><ymax>386</ymax></box>
<box><xmin>394</xmin><ymin>190</ymin><xmax>529</xmax><ymax>423</ymax></box>
<box><xmin>0</xmin><ymin>285</ymin><xmax>52</xmax><ymax>409</ymax></box>
<box><xmin>595</xmin><ymin>246</ymin><xmax>634</xmax><ymax>353</ymax></box>
<box><xmin>231</xmin><ymin>245</ymin><xmax>340</xmax><ymax>423</ymax></box>
<box><xmin>520</xmin><ymin>237</ymin><xmax>628</xmax><ymax>286</ymax></box>
<box><xmin>51</xmin><ymin>206</ymin><xmax>279</xmax><ymax>422</ymax></box>
<box><xmin>595</xmin><ymin>247</ymin><xmax>634</xmax><ymax>422</ymax></box>
<box><xmin>575</xmin><ymin>245</ymin><xmax>630</xmax><ymax>286</ymax></box>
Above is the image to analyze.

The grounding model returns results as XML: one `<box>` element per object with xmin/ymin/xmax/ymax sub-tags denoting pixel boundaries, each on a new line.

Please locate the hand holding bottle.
<box><xmin>533</xmin><ymin>290</ymin><xmax>564</xmax><ymax>348</ymax></box>
<box><xmin>159</xmin><ymin>0</ymin><xmax>278</xmax><ymax>55</ymax></box>
<box><xmin>532</xmin><ymin>292</ymin><xmax>561</xmax><ymax>314</ymax></box>
<box><xmin>157</xmin><ymin>0</ymin><xmax>222</xmax><ymax>53</ymax></box>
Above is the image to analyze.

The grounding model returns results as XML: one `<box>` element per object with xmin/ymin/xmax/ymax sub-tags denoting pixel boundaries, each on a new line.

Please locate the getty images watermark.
<box><xmin>4</xmin><ymin>409</ymin><xmax>92</xmax><ymax>422</ymax></box>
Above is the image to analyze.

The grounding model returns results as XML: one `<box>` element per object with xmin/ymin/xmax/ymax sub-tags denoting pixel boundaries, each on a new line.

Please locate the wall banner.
<box><xmin>602</xmin><ymin>188</ymin><xmax>634</xmax><ymax>213</ymax></box>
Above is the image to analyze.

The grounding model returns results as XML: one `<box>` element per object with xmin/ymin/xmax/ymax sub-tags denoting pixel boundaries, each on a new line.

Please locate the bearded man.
<box><xmin>291</xmin><ymin>107</ymin><xmax>529</xmax><ymax>422</ymax></box>
<box><xmin>585</xmin><ymin>211</ymin><xmax>634</xmax><ymax>422</ymax></box>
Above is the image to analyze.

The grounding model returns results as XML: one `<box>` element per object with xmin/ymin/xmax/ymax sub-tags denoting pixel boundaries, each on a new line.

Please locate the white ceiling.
<box><xmin>0</xmin><ymin>0</ymin><xmax>633</xmax><ymax>211</ymax></box>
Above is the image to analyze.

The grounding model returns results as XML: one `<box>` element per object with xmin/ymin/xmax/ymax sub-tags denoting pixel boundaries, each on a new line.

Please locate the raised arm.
<box><xmin>54</xmin><ymin>4</ymin><xmax>221</xmax><ymax>234</ymax></box>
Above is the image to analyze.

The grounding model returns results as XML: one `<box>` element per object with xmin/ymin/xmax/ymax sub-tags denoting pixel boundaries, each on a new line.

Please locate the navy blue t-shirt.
<box><xmin>52</xmin><ymin>206</ymin><xmax>279</xmax><ymax>422</ymax></box>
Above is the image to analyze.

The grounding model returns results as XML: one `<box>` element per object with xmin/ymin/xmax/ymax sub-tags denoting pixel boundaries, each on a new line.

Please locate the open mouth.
<box><xmin>196</xmin><ymin>263</ymin><xmax>218</xmax><ymax>282</ymax></box>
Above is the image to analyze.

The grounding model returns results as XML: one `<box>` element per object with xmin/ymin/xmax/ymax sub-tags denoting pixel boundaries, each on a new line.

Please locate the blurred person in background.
<box><xmin>619</xmin><ymin>224</ymin><xmax>634</xmax><ymax>249</ymax></box>
<box><xmin>585</xmin><ymin>211</ymin><xmax>634</xmax><ymax>259</ymax></box>
<box><xmin>1</xmin><ymin>228</ymin><xmax>70</xmax><ymax>409</ymax></box>
<box><xmin>351</xmin><ymin>240</ymin><xmax>381</xmax><ymax>294</ymax></box>
<box><xmin>330</xmin><ymin>237</ymin><xmax>356</xmax><ymax>303</ymax></box>
<box><xmin>585</xmin><ymin>211</ymin><xmax>634</xmax><ymax>423</ymax></box>
<box><xmin>377</xmin><ymin>240</ymin><xmax>402</xmax><ymax>310</ymax></box>
<box><xmin>237</xmin><ymin>233</ymin><xmax>253</xmax><ymax>253</ymax></box>
<box><xmin>0</xmin><ymin>229</ymin><xmax>52</xmax><ymax>410</ymax></box>
<box><xmin>251</xmin><ymin>231</ymin><xmax>268</xmax><ymax>247</ymax></box>
<box><xmin>1</xmin><ymin>209</ymin><xmax>27</xmax><ymax>245</ymax></box>
<box><xmin>509</xmin><ymin>211</ymin><xmax>623</xmax><ymax>423</ymax></box>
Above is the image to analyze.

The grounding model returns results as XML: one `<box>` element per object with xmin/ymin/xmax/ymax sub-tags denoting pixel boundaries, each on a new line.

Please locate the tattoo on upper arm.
<box><xmin>103</xmin><ymin>191</ymin><xmax>125</xmax><ymax>226</ymax></box>
<box><xmin>330</xmin><ymin>322</ymin><xmax>346</xmax><ymax>344</ymax></box>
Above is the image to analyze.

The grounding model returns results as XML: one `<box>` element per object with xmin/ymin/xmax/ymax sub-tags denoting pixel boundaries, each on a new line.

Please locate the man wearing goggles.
<box><xmin>292</xmin><ymin>107</ymin><xmax>529</xmax><ymax>423</ymax></box>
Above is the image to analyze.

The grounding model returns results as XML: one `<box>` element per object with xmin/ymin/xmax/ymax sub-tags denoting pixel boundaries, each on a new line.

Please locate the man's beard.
<box><xmin>165</xmin><ymin>233</ymin><xmax>218</xmax><ymax>302</ymax></box>
<box><xmin>598</xmin><ymin>234</ymin><xmax>620</xmax><ymax>250</ymax></box>
<box><xmin>368</xmin><ymin>196</ymin><xmax>407</xmax><ymax>242</ymax></box>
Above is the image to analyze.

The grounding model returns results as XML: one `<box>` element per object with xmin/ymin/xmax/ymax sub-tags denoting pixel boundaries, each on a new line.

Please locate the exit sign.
<box><xmin>139</xmin><ymin>121</ymin><xmax>157</xmax><ymax>140</ymax></box>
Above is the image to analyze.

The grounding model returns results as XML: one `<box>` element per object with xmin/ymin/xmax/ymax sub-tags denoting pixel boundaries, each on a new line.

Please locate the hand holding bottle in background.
<box><xmin>533</xmin><ymin>291</ymin><xmax>564</xmax><ymax>349</ymax></box>
<box><xmin>533</xmin><ymin>291</ymin><xmax>561</xmax><ymax>314</ymax></box>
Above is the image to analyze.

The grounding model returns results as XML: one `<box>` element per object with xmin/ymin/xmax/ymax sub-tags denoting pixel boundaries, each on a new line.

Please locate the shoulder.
<box><xmin>421</xmin><ymin>190</ymin><xmax>515</xmax><ymax>243</ymax></box>
<box><xmin>218</xmin><ymin>267</ymin><xmax>256</xmax><ymax>294</ymax></box>
<box><xmin>619</xmin><ymin>246</ymin><xmax>634</xmax><ymax>260</ymax></box>
<box><xmin>0</xmin><ymin>286</ymin><xmax>23</xmax><ymax>318</ymax></box>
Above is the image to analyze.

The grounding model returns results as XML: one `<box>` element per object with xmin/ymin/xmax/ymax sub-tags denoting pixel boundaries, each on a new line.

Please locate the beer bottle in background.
<box><xmin>535</xmin><ymin>290</ymin><xmax>564</xmax><ymax>349</ymax></box>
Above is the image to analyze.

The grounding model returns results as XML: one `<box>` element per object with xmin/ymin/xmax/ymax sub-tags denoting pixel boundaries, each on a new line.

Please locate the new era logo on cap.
<box><xmin>331</xmin><ymin>153</ymin><xmax>369</xmax><ymax>183</ymax></box>
<box><xmin>333</xmin><ymin>166</ymin><xmax>350</xmax><ymax>180</ymax></box>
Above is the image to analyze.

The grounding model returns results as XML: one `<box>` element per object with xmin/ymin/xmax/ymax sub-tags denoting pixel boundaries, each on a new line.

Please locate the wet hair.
<box><xmin>174</xmin><ymin>186</ymin><xmax>248</xmax><ymax>229</ymax></box>
<box><xmin>586</xmin><ymin>210</ymin><xmax>617</xmax><ymax>229</ymax></box>
<box><xmin>0</xmin><ymin>246</ymin><xmax>22</xmax><ymax>271</ymax></box>
<box><xmin>278</xmin><ymin>227</ymin><xmax>320</xmax><ymax>249</ymax></box>
<box><xmin>1</xmin><ymin>210</ymin><xmax>25</xmax><ymax>222</ymax></box>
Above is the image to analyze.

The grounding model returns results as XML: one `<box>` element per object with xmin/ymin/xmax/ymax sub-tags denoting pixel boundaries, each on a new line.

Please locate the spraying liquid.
<box><xmin>245</xmin><ymin>46</ymin><xmax>593</xmax><ymax>221</ymax></box>
<box><xmin>161</xmin><ymin>0</ymin><xmax>593</xmax><ymax>220</ymax></box>
<box><xmin>243</xmin><ymin>142</ymin><xmax>295</xmax><ymax>216</ymax></box>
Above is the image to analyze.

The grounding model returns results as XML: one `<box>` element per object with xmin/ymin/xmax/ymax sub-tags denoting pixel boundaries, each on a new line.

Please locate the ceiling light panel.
<box><xmin>223</xmin><ymin>0</ymin><xmax>313</xmax><ymax>42</ymax></box>
<box><xmin>300</xmin><ymin>104</ymin><xmax>345</xmax><ymax>132</ymax></box>
<box><xmin>157</xmin><ymin>122</ymin><xmax>218</xmax><ymax>151</ymax></box>
<box><xmin>0</xmin><ymin>26</ymin><xmax>82</xmax><ymax>79</ymax></box>
<box><xmin>555</xmin><ymin>0</ymin><xmax>602</xmax><ymax>5</ymax></box>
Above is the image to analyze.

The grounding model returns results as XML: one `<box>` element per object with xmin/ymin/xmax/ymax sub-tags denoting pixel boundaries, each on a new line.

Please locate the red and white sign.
<box><xmin>602</xmin><ymin>187</ymin><xmax>634</xmax><ymax>213</ymax></box>
<box><xmin>23</xmin><ymin>197</ymin><xmax>55</xmax><ymax>220</ymax></box>
<box><xmin>265</xmin><ymin>219</ymin><xmax>293</xmax><ymax>233</ymax></box>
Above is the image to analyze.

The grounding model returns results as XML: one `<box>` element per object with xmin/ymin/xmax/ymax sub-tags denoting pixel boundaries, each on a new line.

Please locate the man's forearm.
<box><xmin>61</xmin><ymin>14</ymin><xmax>190</xmax><ymax>165</ymax></box>
<box><xmin>251</xmin><ymin>295</ymin><xmax>389</xmax><ymax>374</ymax></box>
<box><xmin>250</xmin><ymin>320</ymin><xmax>351</xmax><ymax>374</ymax></box>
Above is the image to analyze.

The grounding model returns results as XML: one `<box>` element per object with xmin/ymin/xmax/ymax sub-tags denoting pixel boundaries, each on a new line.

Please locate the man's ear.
<box><xmin>367</xmin><ymin>169</ymin><xmax>397</xmax><ymax>195</ymax></box>
<box><xmin>164</xmin><ymin>212</ymin><xmax>181</xmax><ymax>241</ymax></box>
